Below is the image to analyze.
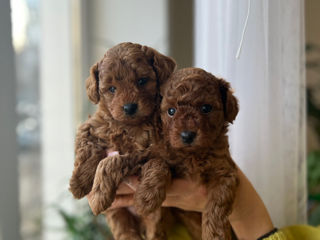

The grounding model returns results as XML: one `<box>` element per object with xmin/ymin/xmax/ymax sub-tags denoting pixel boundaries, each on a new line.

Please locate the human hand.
<box><xmin>228</xmin><ymin>167</ymin><xmax>274</xmax><ymax>240</ymax></box>
<box><xmin>109</xmin><ymin>176</ymin><xmax>208</xmax><ymax>212</ymax></box>
<box><xmin>88</xmin><ymin>166</ymin><xmax>274</xmax><ymax>240</ymax></box>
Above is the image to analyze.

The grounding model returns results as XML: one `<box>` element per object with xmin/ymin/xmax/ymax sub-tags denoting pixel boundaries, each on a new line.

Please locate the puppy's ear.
<box><xmin>219</xmin><ymin>79</ymin><xmax>239</xmax><ymax>123</ymax></box>
<box><xmin>86</xmin><ymin>63</ymin><xmax>100</xmax><ymax>104</ymax></box>
<box><xmin>141</xmin><ymin>46</ymin><xmax>176</xmax><ymax>86</ymax></box>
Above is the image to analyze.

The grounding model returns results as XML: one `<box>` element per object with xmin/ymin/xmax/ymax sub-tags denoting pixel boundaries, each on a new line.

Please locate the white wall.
<box><xmin>40</xmin><ymin>1</ymin><xmax>75</xmax><ymax>239</ymax></box>
<box><xmin>86</xmin><ymin>0</ymin><xmax>169</xmax><ymax>64</ymax></box>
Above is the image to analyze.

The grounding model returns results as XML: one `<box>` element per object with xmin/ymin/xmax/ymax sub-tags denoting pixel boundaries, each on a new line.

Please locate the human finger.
<box><xmin>107</xmin><ymin>194</ymin><xmax>134</xmax><ymax>210</ymax></box>
<box><xmin>161</xmin><ymin>178</ymin><xmax>207</xmax><ymax>212</ymax></box>
<box><xmin>114</xmin><ymin>176</ymin><xmax>139</xmax><ymax>195</ymax></box>
<box><xmin>123</xmin><ymin>176</ymin><xmax>139</xmax><ymax>191</ymax></box>
<box><xmin>166</xmin><ymin>178</ymin><xmax>207</xmax><ymax>198</ymax></box>
<box><xmin>116</xmin><ymin>182</ymin><xmax>135</xmax><ymax>195</ymax></box>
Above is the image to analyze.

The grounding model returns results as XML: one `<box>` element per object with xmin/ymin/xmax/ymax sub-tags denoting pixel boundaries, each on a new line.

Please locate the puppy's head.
<box><xmin>161</xmin><ymin>68</ymin><xmax>239</xmax><ymax>150</ymax></box>
<box><xmin>86</xmin><ymin>42</ymin><xmax>176</xmax><ymax>124</ymax></box>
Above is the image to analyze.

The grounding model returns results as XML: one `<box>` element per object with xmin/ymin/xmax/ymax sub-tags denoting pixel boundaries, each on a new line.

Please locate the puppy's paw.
<box><xmin>87</xmin><ymin>187</ymin><xmax>116</xmax><ymax>215</ymax></box>
<box><xmin>202</xmin><ymin>216</ymin><xmax>232</xmax><ymax>240</ymax></box>
<box><xmin>204</xmin><ymin>233</ymin><xmax>231</xmax><ymax>240</ymax></box>
<box><xmin>118</xmin><ymin>233</ymin><xmax>143</xmax><ymax>240</ymax></box>
<box><xmin>134</xmin><ymin>187</ymin><xmax>165</xmax><ymax>216</ymax></box>
<box><xmin>69</xmin><ymin>176</ymin><xmax>91</xmax><ymax>199</ymax></box>
<box><xmin>202</xmin><ymin>230</ymin><xmax>228</xmax><ymax>240</ymax></box>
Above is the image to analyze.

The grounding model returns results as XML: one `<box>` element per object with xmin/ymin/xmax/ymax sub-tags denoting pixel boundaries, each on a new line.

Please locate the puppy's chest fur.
<box><xmin>165</xmin><ymin>146</ymin><xmax>234</xmax><ymax>183</ymax></box>
<box><xmin>88</xmin><ymin>113</ymin><xmax>157</xmax><ymax>155</ymax></box>
<box><xmin>109</xmin><ymin>123</ymin><xmax>154</xmax><ymax>154</ymax></box>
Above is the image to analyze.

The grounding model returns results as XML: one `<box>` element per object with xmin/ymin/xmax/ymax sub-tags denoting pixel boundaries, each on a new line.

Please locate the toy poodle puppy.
<box><xmin>69</xmin><ymin>42</ymin><xmax>176</xmax><ymax>240</ymax></box>
<box><xmin>138</xmin><ymin>67</ymin><xmax>239</xmax><ymax>240</ymax></box>
<box><xmin>163</xmin><ymin>67</ymin><xmax>239</xmax><ymax>240</ymax></box>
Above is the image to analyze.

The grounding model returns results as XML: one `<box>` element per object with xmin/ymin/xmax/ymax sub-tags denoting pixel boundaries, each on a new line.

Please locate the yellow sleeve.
<box><xmin>264</xmin><ymin>225</ymin><xmax>320</xmax><ymax>240</ymax></box>
<box><xmin>167</xmin><ymin>224</ymin><xmax>320</xmax><ymax>240</ymax></box>
<box><xmin>167</xmin><ymin>223</ymin><xmax>192</xmax><ymax>240</ymax></box>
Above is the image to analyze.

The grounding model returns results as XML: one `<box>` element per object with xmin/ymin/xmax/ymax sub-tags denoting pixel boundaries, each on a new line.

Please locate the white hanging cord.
<box><xmin>236</xmin><ymin>0</ymin><xmax>251</xmax><ymax>59</ymax></box>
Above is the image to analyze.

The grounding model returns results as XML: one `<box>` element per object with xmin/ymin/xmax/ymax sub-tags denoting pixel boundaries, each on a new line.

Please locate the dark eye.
<box><xmin>138</xmin><ymin>78</ymin><xmax>148</xmax><ymax>86</ymax></box>
<box><xmin>201</xmin><ymin>104</ymin><xmax>212</xmax><ymax>114</ymax></box>
<box><xmin>109</xmin><ymin>86</ymin><xmax>116</xmax><ymax>93</ymax></box>
<box><xmin>168</xmin><ymin>108</ymin><xmax>176</xmax><ymax>117</ymax></box>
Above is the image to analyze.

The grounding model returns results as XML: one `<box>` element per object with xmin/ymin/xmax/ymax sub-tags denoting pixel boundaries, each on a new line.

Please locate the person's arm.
<box><xmin>228</xmin><ymin>167</ymin><xmax>274</xmax><ymax>240</ymax></box>
<box><xmin>89</xmin><ymin>166</ymin><xmax>275</xmax><ymax>240</ymax></box>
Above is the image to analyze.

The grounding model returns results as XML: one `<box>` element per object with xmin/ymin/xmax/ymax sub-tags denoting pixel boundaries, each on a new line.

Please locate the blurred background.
<box><xmin>0</xmin><ymin>0</ymin><xmax>319</xmax><ymax>239</ymax></box>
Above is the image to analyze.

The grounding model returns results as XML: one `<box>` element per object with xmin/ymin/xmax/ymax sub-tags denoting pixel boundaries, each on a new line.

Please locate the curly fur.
<box><xmin>140</xmin><ymin>68</ymin><xmax>239</xmax><ymax>240</ymax></box>
<box><xmin>69</xmin><ymin>42</ymin><xmax>176</xmax><ymax>240</ymax></box>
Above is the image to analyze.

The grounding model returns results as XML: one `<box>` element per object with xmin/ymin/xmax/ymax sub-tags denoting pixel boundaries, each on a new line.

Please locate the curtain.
<box><xmin>194</xmin><ymin>0</ymin><xmax>306</xmax><ymax>227</ymax></box>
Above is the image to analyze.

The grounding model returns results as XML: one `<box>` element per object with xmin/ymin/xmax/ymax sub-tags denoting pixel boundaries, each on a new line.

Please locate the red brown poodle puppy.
<box><xmin>138</xmin><ymin>67</ymin><xmax>239</xmax><ymax>240</ymax></box>
<box><xmin>69</xmin><ymin>42</ymin><xmax>175</xmax><ymax>240</ymax></box>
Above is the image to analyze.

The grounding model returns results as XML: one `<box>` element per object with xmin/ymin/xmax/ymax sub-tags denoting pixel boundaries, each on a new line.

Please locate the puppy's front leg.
<box><xmin>134</xmin><ymin>158</ymin><xmax>171</xmax><ymax>216</ymax></box>
<box><xmin>89</xmin><ymin>153</ymin><xmax>139</xmax><ymax>215</ymax></box>
<box><xmin>142</xmin><ymin>208</ymin><xmax>167</xmax><ymax>240</ymax></box>
<box><xmin>202</xmin><ymin>168</ymin><xmax>238</xmax><ymax>240</ymax></box>
<box><xmin>105</xmin><ymin>208</ymin><xmax>143</xmax><ymax>240</ymax></box>
<box><xmin>69</xmin><ymin>122</ymin><xmax>107</xmax><ymax>199</ymax></box>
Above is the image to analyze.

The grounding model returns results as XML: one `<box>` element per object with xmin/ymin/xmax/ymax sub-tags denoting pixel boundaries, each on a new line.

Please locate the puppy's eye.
<box><xmin>109</xmin><ymin>86</ymin><xmax>116</xmax><ymax>93</ymax></box>
<box><xmin>138</xmin><ymin>78</ymin><xmax>148</xmax><ymax>86</ymax></box>
<box><xmin>168</xmin><ymin>108</ymin><xmax>176</xmax><ymax>117</ymax></box>
<box><xmin>201</xmin><ymin>104</ymin><xmax>212</xmax><ymax>114</ymax></box>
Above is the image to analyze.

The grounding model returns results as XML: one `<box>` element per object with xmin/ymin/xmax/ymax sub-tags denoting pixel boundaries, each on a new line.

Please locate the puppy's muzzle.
<box><xmin>181</xmin><ymin>131</ymin><xmax>196</xmax><ymax>144</ymax></box>
<box><xmin>123</xmin><ymin>103</ymin><xmax>138</xmax><ymax>116</ymax></box>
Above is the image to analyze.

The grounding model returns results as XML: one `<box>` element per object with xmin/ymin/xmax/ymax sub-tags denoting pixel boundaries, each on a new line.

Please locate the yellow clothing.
<box><xmin>168</xmin><ymin>224</ymin><xmax>192</xmax><ymax>240</ymax></box>
<box><xmin>168</xmin><ymin>225</ymin><xmax>320</xmax><ymax>240</ymax></box>
<box><xmin>266</xmin><ymin>225</ymin><xmax>320</xmax><ymax>240</ymax></box>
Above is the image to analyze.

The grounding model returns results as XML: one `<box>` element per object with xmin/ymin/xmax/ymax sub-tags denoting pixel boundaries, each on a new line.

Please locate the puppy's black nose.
<box><xmin>181</xmin><ymin>131</ymin><xmax>196</xmax><ymax>144</ymax></box>
<box><xmin>123</xmin><ymin>103</ymin><xmax>138</xmax><ymax>115</ymax></box>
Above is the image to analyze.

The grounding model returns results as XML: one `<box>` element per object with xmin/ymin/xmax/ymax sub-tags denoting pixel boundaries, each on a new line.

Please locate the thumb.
<box><xmin>123</xmin><ymin>176</ymin><xmax>140</xmax><ymax>191</ymax></box>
